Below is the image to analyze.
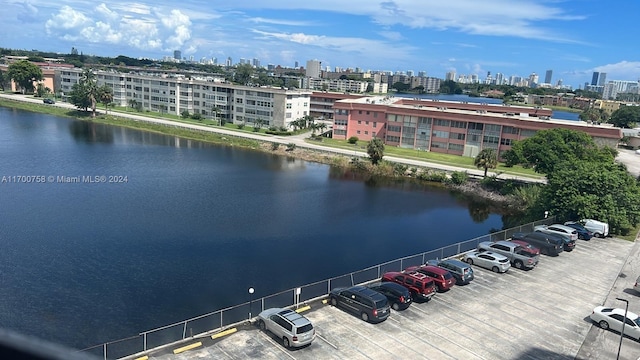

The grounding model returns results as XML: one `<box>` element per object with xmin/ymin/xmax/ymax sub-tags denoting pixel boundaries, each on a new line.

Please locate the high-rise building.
<box><xmin>173</xmin><ymin>50</ymin><xmax>181</xmax><ymax>61</ymax></box>
<box><xmin>306</xmin><ymin>59</ymin><xmax>322</xmax><ymax>78</ymax></box>
<box><xmin>598</xmin><ymin>73</ymin><xmax>607</xmax><ymax>86</ymax></box>
<box><xmin>294</xmin><ymin>61</ymin><xmax>299</xmax><ymax>68</ymax></box>
<box><xmin>445</xmin><ymin>71</ymin><xmax>456</xmax><ymax>81</ymax></box>
<box><xmin>591</xmin><ymin>72</ymin><xmax>600</xmax><ymax>86</ymax></box>
<box><xmin>226</xmin><ymin>57</ymin><xmax>232</xmax><ymax>67</ymax></box>
<box><xmin>407</xmin><ymin>70</ymin><xmax>414</xmax><ymax>77</ymax></box>
<box><xmin>252</xmin><ymin>58</ymin><xmax>260</xmax><ymax>68</ymax></box>
<box><xmin>544</xmin><ymin>70</ymin><xmax>553</xmax><ymax>84</ymax></box>
<box><xmin>529</xmin><ymin>73</ymin><xmax>539</xmax><ymax>87</ymax></box>
<box><xmin>495</xmin><ymin>73</ymin><xmax>504</xmax><ymax>85</ymax></box>
<box><xmin>418</xmin><ymin>71</ymin><xmax>427</xmax><ymax>77</ymax></box>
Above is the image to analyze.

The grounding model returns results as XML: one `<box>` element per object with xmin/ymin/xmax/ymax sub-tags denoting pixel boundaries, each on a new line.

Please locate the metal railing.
<box><xmin>82</xmin><ymin>216</ymin><xmax>556</xmax><ymax>359</ymax></box>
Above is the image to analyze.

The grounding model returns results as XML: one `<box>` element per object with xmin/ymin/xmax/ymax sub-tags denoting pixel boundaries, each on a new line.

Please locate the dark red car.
<box><xmin>404</xmin><ymin>265</ymin><xmax>456</xmax><ymax>292</ymax></box>
<box><xmin>509</xmin><ymin>239</ymin><xmax>541</xmax><ymax>256</ymax></box>
<box><xmin>382</xmin><ymin>271</ymin><xmax>436</xmax><ymax>302</ymax></box>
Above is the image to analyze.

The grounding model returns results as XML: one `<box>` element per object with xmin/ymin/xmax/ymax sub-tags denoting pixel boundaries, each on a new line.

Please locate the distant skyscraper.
<box><xmin>295</xmin><ymin>61</ymin><xmax>299</xmax><ymax>68</ymax></box>
<box><xmin>306</xmin><ymin>59</ymin><xmax>322</xmax><ymax>78</ymax></box>
<box><xmin>418</xmin><ymin>71</ymin><xmax>427</xmax><ymax>77</ymax></box>
<box><xmin>407</xmin><ymin>70</ymin><xmax>414</xmax><ymax>77</ymax></box>
<box><xmin>445</xmin><ymin>71</ymin><xmax>456</xmax><ymax>81</ymax></box>
<box><xmin>173</xmin><ymin>50</ymin><xmax>181</xmax><ymax>60</ymax></box>
<box><xmin>495</xmin><ymin>73</ymin><xmax>504</xmax><ymax>85</ymax></box>
<box><xmin>226</xmin><ymin>57</ymin><xmax>232</xmax><ymax>67</ymax></box>
<box><xmin>591</xmin><ymin>72</ymin><xmax>600</xmax><ymax>86</ymax></box>
<box><xmin>598</xmin><ymin>72</ymin><xmax>607</xmax><ymax>86</ymax></box>
<box><xmin>252</xmin><ymin>58</ymin><xmax>260</xmax><ymax>68</ymax></box>
<box><xmin>529</xmin><ymin>72</ymin><xmax>539</xmax><ymax>86</ymax></box>
<box><xmin>544</xmin><ymin>70</ymin><xmax>553</xmax><ymax>84</ymax></box>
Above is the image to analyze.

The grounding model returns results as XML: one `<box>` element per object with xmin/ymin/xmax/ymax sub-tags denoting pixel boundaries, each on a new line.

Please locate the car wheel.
<box><xmin>492</xmin><ymin>266</ymin><xmax>500</xmax><ymax>273</ymax></box>
<box><xmin>361</xmin><ymin>312</ymin><xmax>369</xmax><ymax>322</ymax></box>
<box><xmin>599</xmin><ymin>320</ymin><xmax>609</xmax><ymax>330</ymax></box>
<box><xmin>595</xmin><ymin>233</ymin><xmax>603</xmax><ymax>238</ymax></box>
<box><xmin>466</xmin><ymin>258</ymin><xmax>473</xmax><ymax>265</ymax></box>
<box><xmin>330</xmin><ymin>297</ymin><xmax>337</xmax><ymax>306</ymax></box>
<box><xmin>514</xmin><ymin>260</ymin><xmax>523</xmax><ymax>269</ymax></box>
<box><xmin>283</xmin><ymin>337</ymin><xmax>290</xmax><ymax>348</ymax></box>
<box><xmin>392</xmin><ymin>302</ymin><xmax>400</xmax><ymax>311</ymax></box>
<box><xmin>259</xmin><ymin>320</ymin><xmax>266</xmax><ymax>331</ymax></box>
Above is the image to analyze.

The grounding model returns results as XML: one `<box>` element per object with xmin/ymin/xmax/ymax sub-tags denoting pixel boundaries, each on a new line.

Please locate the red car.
<box><xmin>509</xmin><ymin>239</ymin><xmax>541</xmax><ymax>256</ymax></box>
<box><xmin>382</xmin><ymin>271</ymin><xmax>437</xmax><ymax>302</ymax></box>
<box><xmin>404</xmin><ymin>265</ymin><xmax>456</xmax><ymax>292</ymax></box>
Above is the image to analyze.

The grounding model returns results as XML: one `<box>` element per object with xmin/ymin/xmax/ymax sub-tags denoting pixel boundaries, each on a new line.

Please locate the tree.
<box><xmin>79</xmin><ymin>68</ymin><xmax>99</xmax><ymax>117</ymax></box>
<box><xmin>98</xmin><ymin>84</ymin><xmax>114</xmax><ymax>114</ymax></box>
<box><xmin>392</xmin><ymin>82</ymin><xmax>410</xmax><ymax>92</ymax></box>
<box><xmin>212</xmin><ymin>106</ymin><xmax>222</xmax><ymax>126</ymax></box>
<box><xmin>367</xmin><ymin>138</ymin><xmax>385</xmax><ymax>165</ymax></box>
<box><xmin>474</xmin><ymin>148</ymin><xmax>498</xmax><ymax>177</ymax></box>
<box><xmin>7</xmin><ymin>60</ymin><xmax>43</xmax><ymax>94</ymax></box>
<box><xmin>539</xmin><ymin>160</ymin><xmax>640</xmax><ymax>235</ymax></box>
<box><xmin>234</xmin><ymin>63</ymin><xmax>254</xmax><ymax>85</ymax></box>
<box><xmin>579</xmin><ymin>107</ymin><xmax>607</xmax><ymax>123</ymax></box>
<box><xmin>0</xmin><ymin>69</ymin><xmax>7</xmax><ymax>91</ymax></box>
<box><xmin>440</xmin><ymin>80</ymin><xmax>462</xmax><ymax>95</ymax></box>
<box><xmin>502</xmin><ymin>128</ymin><xmax>615</xmax><ymax>175</ymax></box>
<box><xmin>609</xmin><ymin>106</ymin><xmax>640</xmax><ymax>128</ymax></box>
<box><xmin>68</xmin><ymin>82</ymin><xmax>92</xmax><ymax>111</ymax></box>
<box><xmin>35</xmin><ymin>83</ymin><xmax>51</xmax><ymax>98</ymax></box>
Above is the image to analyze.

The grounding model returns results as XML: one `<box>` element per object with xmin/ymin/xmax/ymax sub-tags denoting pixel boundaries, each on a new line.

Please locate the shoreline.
<box><xmin>0</xmin><ymin>95</ymin><xmax>529</xmax><ymax>209</ymax></box>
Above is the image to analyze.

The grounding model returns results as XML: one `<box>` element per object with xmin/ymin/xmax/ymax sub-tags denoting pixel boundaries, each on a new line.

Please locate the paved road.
<box><xmin>0</xmin><ymin>93</ymin><xmax>544</xmax><ymax>183</ymax></box>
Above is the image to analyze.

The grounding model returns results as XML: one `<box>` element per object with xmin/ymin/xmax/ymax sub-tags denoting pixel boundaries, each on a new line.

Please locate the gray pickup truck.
<box><xmin>477</xmin><ymin>240</ymin><xmax>540</xmax><ymax>270</ymax></box>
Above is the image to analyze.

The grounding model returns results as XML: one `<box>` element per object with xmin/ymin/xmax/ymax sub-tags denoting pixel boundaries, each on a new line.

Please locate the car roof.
<box><xmin>596</xmin><ymin>306</ymin><xmax>640</xmax><ymax>320</ymax></box>
<box><xmin>547</xmin><ymin>224</ymin><xmax>577</xmax><ymax>232</ymax></box>
<box><xmin>351</xmin><ymin>285</ymin><xmax>387</xmax><ymax>299</ymax></box>
<box><xmin>373</xmin><ymin>282</ymin><xmax>410</xmax><ymax>294</ymax></box>
<box><xmin>441</xmin><ymin>258</ymin><xmax>468</xmax><ymax>267</ymax></box>
<box><xmin>279</xmin><ymin>309</ymin><xmax>312</xmax><ymax>326</ymax></box>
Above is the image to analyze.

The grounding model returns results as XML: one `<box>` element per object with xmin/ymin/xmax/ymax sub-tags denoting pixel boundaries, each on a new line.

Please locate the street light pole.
<box><xmin>248</xmin><ymin>287</ymin><xmax>255</xmax><ymax>321</ymax></box>
<box><xmin>616</xmin><ymin>297</ymin><xmax>629</xmax><ymax>360</ymax></box>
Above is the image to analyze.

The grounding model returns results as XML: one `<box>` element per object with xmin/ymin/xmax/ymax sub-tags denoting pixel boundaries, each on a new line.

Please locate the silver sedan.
<box><xmin>463</xmin><ymin>251</ymin><xmax>511</xmax><ymax>273</ymax></box>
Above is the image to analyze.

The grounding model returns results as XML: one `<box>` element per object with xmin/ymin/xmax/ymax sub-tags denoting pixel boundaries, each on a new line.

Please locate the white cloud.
<box><xmin>96</xmin><ymin>3</ymin><xmax>119</xmax><ymax>21</ymax></box>
<box><xmin>248</xmin><ymin>17</ymin><xmax>312</xmax><ymax>26</ymax></box>
<box><xmin>17</xmin><ymin>2</ymin><xmax>39</xmax><ymax>23</ymax></box>
<box><xmin>378</xmin><ymin>31</ymin><xmax>403</xmax><ymax>41</ymax></box>
<box><xmin>593</xmin><ymin>61</ymin><xmax>640</xmax><ymax>81</ymax></box>
<box><xmin>45</xmin><ymin>5</ymin><xmax>90</xmax><ymax>33</ymax></box>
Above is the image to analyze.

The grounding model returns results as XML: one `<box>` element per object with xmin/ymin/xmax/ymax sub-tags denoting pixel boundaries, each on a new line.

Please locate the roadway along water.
<box><xmin>0</xmin><ymin>107</ymin><xmax>505</xmax><ymax>350</ymax></box>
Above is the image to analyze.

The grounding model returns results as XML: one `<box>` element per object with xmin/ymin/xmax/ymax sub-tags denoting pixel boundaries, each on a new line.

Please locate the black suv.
<box><xmin>511</xmin><ymin>232</ymin><xmax>564</xmax><ymax>256</ymax></box>
<box><xmin>369</xmin><ymin>282</ymin><xmax>412</xmax><ymax>311</ymax></box>
<box><xmin>329</xmin><ymin>285</ymin><xmax>391</xmax><ymax>323</ymax></box>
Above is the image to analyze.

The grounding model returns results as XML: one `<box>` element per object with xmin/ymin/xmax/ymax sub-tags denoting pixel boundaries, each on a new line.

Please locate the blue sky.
<box><xmin>4</xmin><ymin>0</ymin><xmax>640</xmax><ymax>88</ymax></box>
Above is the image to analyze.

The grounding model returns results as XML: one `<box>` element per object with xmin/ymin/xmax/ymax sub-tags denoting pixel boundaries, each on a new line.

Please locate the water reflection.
<box><xmin>69</xmin><ymin>121</ymin><xmax>114</xmax><ymax>144</ymax></box>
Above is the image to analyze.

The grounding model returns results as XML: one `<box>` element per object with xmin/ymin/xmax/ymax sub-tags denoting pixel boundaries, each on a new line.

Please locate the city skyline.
<box><xmin>4</xmin><ymin>1</ymin><xmax>640</xmax><ymax>88</ymax></box>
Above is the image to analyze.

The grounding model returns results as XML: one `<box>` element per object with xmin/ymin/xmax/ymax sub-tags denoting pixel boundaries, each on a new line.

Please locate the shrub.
<box><xmin>271</xmin><ymin>142</ymin><xmax>280</xmax><ymax>151</ymax></box>
<box><xmin>417</xmin><ymin>170</ymin><xmax>447</xmax><ymax>183</ymax></box>
<box><xmin>286</xmin><ymin>143</ymin><xmax>296</xmax><ymax>151</ymax></box>
<box><xmin>393</xmin><ymin>163</ymin><xmax>408</xmax><ymax>176</ymax></box>
<box><xmin>181</xmin><ymin>110</ymin><xmax>190</xmax><ymax>119</ymax></box>
<box><xmin>190</xmin><ymin>113</ymin><xmax>202</xmax><ymax>120</ymax></box>
<box><xmin>449</xmin><ymin>171</ymin><xmax>469</xmax><ymax>185</ymax></box>
<box><xmin>278</xmin><ymin>126</ymin><xmax>288</xmax><ymax>132</ymax></box>
<box><xmin>252</xmin><ymin>126</ymin><xmax>260</xmax><ymax>132</ymax></box>
<box><xmin>348</xmin><ymin>136</ymin><xmax>359</xmax><ymax>144</ymax></box>
<box><xmin>237</xmin><ymin>123</ymin><xmax>245</xmax><ymax>129</ymax></box>
<box><xmin>268</xmin><ymin>126</ymin><xmax>277</xmax><ymax>132</ymax></box>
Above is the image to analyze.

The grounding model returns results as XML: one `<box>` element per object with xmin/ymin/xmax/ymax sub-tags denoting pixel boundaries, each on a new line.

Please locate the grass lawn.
<box><xmin>311</xmin><ymin>137</ymin><xmax>543</xmax><ymax>178</ymax></box>
<box><xmin>618</xmin><ymin>223</ymin><xmax>640</xmax><ymax>241</ymax></box>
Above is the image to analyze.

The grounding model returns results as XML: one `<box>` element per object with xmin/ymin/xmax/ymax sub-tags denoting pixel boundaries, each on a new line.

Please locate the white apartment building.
<box><xmin>56</xmin><ymin>68</ymin><xmax>311</xmax><ymax>129</ymax></box>
<box><xmin>303</xmin><ymin>78</ymin><xmax>388</xmax><ymax>93</ymax></box>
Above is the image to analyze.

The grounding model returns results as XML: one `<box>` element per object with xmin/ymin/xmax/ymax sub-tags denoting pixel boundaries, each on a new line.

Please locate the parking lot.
<box><xmin>143</xmin><ymin>237</ymin><xmax>639</xmax><ymax>360</ymax></box>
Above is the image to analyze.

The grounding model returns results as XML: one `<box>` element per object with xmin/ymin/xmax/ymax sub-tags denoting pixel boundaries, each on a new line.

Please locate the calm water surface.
<box><xmin>0</xmin><ymin>107</ymin><xmax>506</xmax><ymax>350</ymax></box>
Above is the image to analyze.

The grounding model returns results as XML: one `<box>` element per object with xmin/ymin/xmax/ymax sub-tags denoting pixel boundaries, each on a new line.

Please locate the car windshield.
<box><xmin>296</xmin><ymin>323</ymin><xmax>313</xmax><ymax>334</ymax></box>
<box><xmin>443</xmin><ymin>272</ymin><xmax>453</xmax><ymax>279</ymax></box>
<box><xmin>634</xmin><ymin>318</ymin><xmax>640</xmax><ymax>327</ymax></box>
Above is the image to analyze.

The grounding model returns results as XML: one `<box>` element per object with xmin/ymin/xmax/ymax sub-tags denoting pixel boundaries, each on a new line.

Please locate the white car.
<box><xmin>257</xmin><ymin>308</ymin><xmax>315</xmax><ymax>348</ymax></box>
<box><xmin>590</xmin><ymin>306</ymin><xmax>640</xmax><ymax>340</ymax></box>
<box><xmin>462</xmin><ymin>251</ymin><xmax>511</xmax><ymax>273</ymax></box>
<box><xmin>580</xmin><ymin>219</ymin><xmax>610</xmax><ymax>238</ymax></box>
<box><xmin>533</xmin><ymin>224</ymin><xmax>578</xmax><ymax>241</ymax></box>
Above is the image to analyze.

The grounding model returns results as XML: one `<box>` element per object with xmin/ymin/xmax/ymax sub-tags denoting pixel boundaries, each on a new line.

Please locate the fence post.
<box><xmin>328</xmin><ymin>279</ymin><xmax>331</xmax><ymax>294</ymax></box>
<box><xmin>103</xmin><ymin>343</ymin><xmax>107</xmax><ymax>360</ymax></box>
<box><xmin>182</xmin><ymin>321</ymin><xmax>187</xmax><ymax>339</ymax></box>
<box><xmin>350</xmin><ymin>273</ymin><xmax>354</xmax><ymax>286</ymax></box>
<box><xmin>457</xmin><ymin>243</ymin><xmax>460</xmax><ymax>255</ymax></box>
<box><xmin>143</xmin><ymin>333</ymin><xmax>147</xmax><ymax>351</ymax></box>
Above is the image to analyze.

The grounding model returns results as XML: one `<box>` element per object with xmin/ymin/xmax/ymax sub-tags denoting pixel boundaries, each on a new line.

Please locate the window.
<box><xmin>286</xmin><ymin>103</ymin><xmax>292</xmax><ymax>109</ymax></box>
<box><xmin>468</xmin><ymin>122</ymin><xmax>484</xmax><ymax>130</ymax></box>
<box><xmin>358</xmin><ymin>121</ymin><xmax>362</xmax><ymax>124</ymax></box>
<box><xmin>286</xmin><ymin>112</ymin><xmax>292</xmax><ymax>118</ymax></box>
<box><xmin>432</xmin><ymin>130</ymin><xmax>449</xmax><ymax>138</ymax></box>
<box><xmin>431</xmin><ymin>141</ymin><xmax>447</xmax><ymax>148</ymax></box>
<box><xmin>373</xmin><ymin>122</ymin><xmax>377</xmax><ymax>128</ymax></box>
<box><xmin>451</xmin><ymin>121</ymin><xmax>467</xmax><ymax>129</ymax></box>
<box><xmin>359</xmin><ymin>110</ymin><xmax>362</xmax><ymax>114</ymax></box>
<box><xmin>450</xmin><ymin>133</ymin><xmax>465</xmax><ymax>140</ymax></box>
<box><xmin>386</xmin><ymin>135</ymin><xmax>400</xmax><ymax>142</ymax></box>
<box><xmin>435</xmin><ymin>119</ymin><xmax>450</xmax><ymax>127</ymax></box>
<box><xmin>374</xmin><ymin>112</ymin><xmax>378</xmax><ymax>118</ymax></box>
<box><xmin>387</xmin><ymin>125</ymin><xmax>401</xmax><ymax>132</ymax></box>
<box><xmin>500</xmin><ymin>138</ymin><xmax>513</xmax><ymax>146</ymax></box>
<box><xmin>448</xmin><ymin>143</ymin><xmax>464</xmax><ymax>151</ymax></box>
<box><xmin>365</xmin><ymin>131</ymin><xmax>369</xmax><ymax>135</ymax></box>
<box><xmin>366</xmin><ymin>121</ymin><xmax>369</xmax><ymax>125</ymax></box>
<box><xmin>502</xmin><ymin>126</ymin><xmax>519</xmax><ymax>135</ymax></box>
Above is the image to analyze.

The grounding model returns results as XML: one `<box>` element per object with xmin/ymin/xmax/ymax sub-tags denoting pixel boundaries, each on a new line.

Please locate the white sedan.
<box><xmin>590</xmin><ymin>306</ymin><xmax>640</xmax><ymax>340</ymax></box>
<box><xmin>462</xmin><ymin>251</ymin><xmax>510</xmax><ymax>273</ymax></box>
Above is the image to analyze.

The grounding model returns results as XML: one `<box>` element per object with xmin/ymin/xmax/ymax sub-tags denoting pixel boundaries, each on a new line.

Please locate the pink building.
<box><xmin>332</xmin><ymin>96</ymin><xmax>621</xmax><ymax>158</ymax></box>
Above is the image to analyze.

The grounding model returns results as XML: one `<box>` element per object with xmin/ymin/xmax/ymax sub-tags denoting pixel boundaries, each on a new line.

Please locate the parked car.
<box><xmin>508</xmin><ymin>239</ymin><xmax>541</xmax><ymax>256</ymax></box>
<box><xmin>590</xmin><ymin>306</ymin><xmax>640</xmax><ymax>340</ymax></box>
<box><xmin>635</xmin><ymin>275</ymin><xmax>640</xmax><ymax>294</ymax></box>
<box><xmin>404</xmin><ymin>264</ymin><xmax>456</xmax><ymax>292</ymax></box>
<box><xmin>477</xmin><ymin>240</ymin><xmax>540</xmax><ymax>270</ymax></box>
<box><xmin>369</xmin><ymin>282</ymin><xmax>412</xmax><ymax>311</ymax></box>
<box><xmin>511</xmin><ymin>232</ymin><xmax>564</xmax><ymax>256</ymax></box>
<box><xmin>426</xmin><ymin>258</ymin><xmax>474</xmax><ymax>285</ymax></box>
<box><xmin>257</xmin><ymin>308</ymin><xmax>315</xmax><ymax>348</ymax></box>
<box><xmin>563</xmin><ymin>221</ymin><xmax>593</xmax><ymax>240</ymax></box>
<box><xmin>382</xmin><ymin>271</ymin><xmax>437</xmax><ymax>302</ymax></box>
<box><xmin>534</xmin><ymin>224</ymin><xmax>578</xmax><ymax>242</ymax></box>
<box><xmin>463</xmin><ymin>251</ymin><xmax>511</xmax><ymax>273</ymax></box>
<box><xmin>43</xmin><ymin>98</ymin><xmax>55</xmax><ymax>104</ymax></box>
<box><xmin>329</xmin><ymin>285</ymin><xmax>391</xmax><ymax>323</ymax></box>
<box><xmin>539</xmin><ymin>230</ymin><xmax>576</xmax><ymax>252</ymax></box>
<box><xmin>579</xmin><ymin>219</ymin><xmax>610</xmax><ymax>238</ymax></box>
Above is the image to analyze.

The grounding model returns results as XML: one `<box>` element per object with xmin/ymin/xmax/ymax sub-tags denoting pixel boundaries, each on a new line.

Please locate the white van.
<box><xmin>580</xmin><ymin>219</ymin><xmax>609</xmax><ymax>238</ymax></box>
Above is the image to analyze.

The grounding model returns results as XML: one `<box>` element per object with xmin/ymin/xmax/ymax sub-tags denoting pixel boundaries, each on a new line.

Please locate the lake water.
<box><xmin>0</xmin><ymin>107</ymin><xmax>507</xmax><ymax>351</ymax></box>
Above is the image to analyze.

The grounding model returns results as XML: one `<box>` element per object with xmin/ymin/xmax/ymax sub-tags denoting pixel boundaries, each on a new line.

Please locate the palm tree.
<box><xmin>98</xmin><ymin>84</ymin><xmax>113</xmax><ymax>114</ymax></box>
<box><xmin>212</xmin><ymin>106</ymin><xmax>222</xmax><ymax>126</ymax></box>
<box><xmin>80</xmin><ymin>68</ymin><xmax>99</xmax><ymax>117</ymax></box>
<box><xmin>474</xmin><ymin>148</ymin><xmax>498</xmax><ymax>177</ymax></box>
<box><xmin>317</xmin><ymin>122</ymin><xmax>328</xmax><ymax>135</ymax></box>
